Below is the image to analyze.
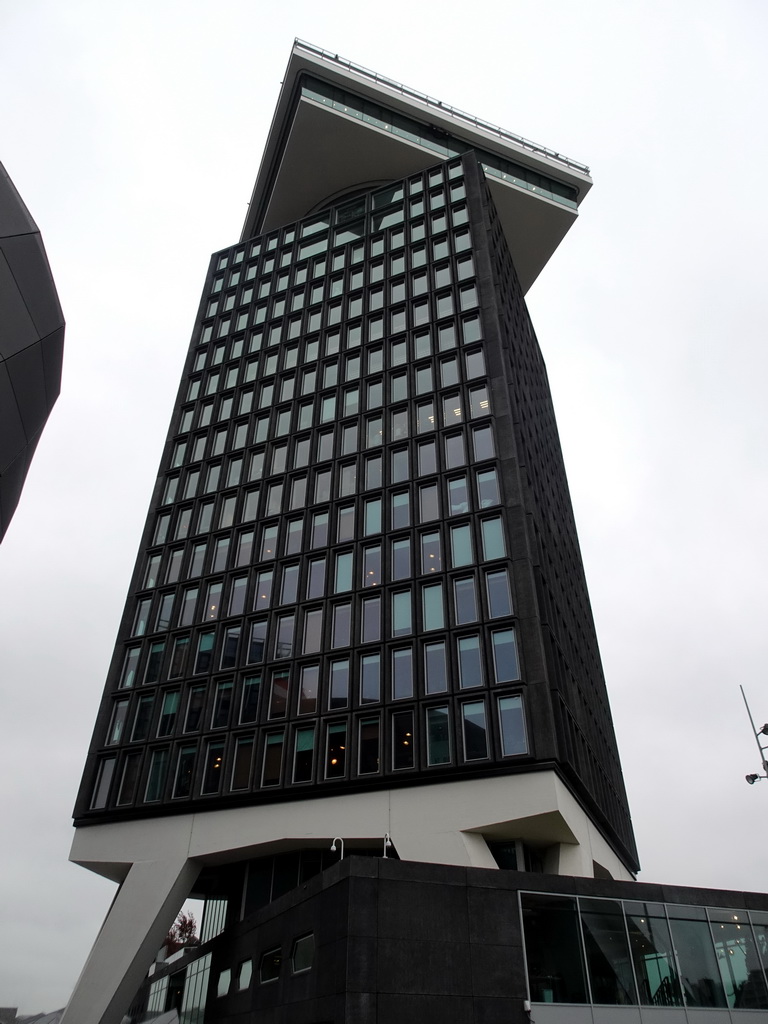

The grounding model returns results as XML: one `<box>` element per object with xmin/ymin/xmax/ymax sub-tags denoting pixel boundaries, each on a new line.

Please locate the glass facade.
<box><xmin>522</xmin><ymin>893</ymin><xmax>768</xmax><ymax>1011</ymax></box>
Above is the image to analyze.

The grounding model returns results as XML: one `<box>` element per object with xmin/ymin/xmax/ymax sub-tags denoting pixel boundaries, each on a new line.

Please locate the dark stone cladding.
<box><xmin>0</xmin><ymin>162</ymin><xmax>65</xmax><ymax>541</ymax></box>
<box><xmin>73</xmin><ymin>150</ymin><xmax>635</xmax><ymax>872</ymax></box>
<box><xmin>146</xmin><ymin>857</ymin><xmax>768</xmax><ymax>1024</ymax></box>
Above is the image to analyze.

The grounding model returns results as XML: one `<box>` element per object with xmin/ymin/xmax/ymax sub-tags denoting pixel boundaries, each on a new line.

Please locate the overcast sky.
<box><xmin>1</xmin><ymin>0</ymin><xmax>767</xmax><ymax>1013</ymax></box>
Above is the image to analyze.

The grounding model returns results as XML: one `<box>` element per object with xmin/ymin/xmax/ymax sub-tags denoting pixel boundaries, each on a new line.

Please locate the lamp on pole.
<box><xmin>741</xmin><ymin>686</ymin><xmax>768</xmax><ymax>785</ymax></box>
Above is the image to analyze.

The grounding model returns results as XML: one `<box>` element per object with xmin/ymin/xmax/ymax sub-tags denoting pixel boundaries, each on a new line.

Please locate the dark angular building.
<box><xmin>57</xmin><ymin>40</ymin><xmax>736</xmax><ymax>1024</ymax></box>
<box><xmin>0</xmin><ymin>162</ymin><xmax>65</xmax><ymax>541</ymax></box>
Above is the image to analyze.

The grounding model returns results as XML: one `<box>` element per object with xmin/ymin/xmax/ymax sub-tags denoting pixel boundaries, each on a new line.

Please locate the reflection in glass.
<box><xmin>521</xmin><ymin>893</ymin><xmax>588</xmax><ymax>1004</ymax></box>
<box><xmin>624</xmin><ymin>901</ymin><xmax>683</xmax><ymax>1007</ymax></box>
<box><xmin>668</xmin><ymin>908</ymin><xmax>727</xmax><ymax>1007</ymax></box>
<box><xmin>580</xmin><ymin>898</ymin><xmax>636</xmax><ymax>1005</ymax></box>
<box><xmin>709</xmin><ymin>908</ymin><xmax>768</xmax><ymax>1009</ymax></box>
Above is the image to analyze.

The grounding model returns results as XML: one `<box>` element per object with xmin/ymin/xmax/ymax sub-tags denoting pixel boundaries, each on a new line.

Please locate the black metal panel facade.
<box><xmin>73</xmin><ymin>150</ymin><xmax>636</xmax><ymax>869</ymax></box>
<box><xmin>0</xmin><ymin>162</ymin><xmax>65</xmax><ymax>541</ymax></box>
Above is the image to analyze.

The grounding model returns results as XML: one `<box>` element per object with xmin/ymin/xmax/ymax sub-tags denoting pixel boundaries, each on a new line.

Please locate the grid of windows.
<box><xmin>84</xmin><ymin>157</ymin><xmax>532</xmax><ymax>813</ymax></box>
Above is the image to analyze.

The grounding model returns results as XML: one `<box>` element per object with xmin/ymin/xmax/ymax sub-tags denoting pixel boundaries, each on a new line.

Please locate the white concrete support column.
<box><xmin>61</xmin><ymin>856</ymin><xmax>199</xmax><ymax>1024</ymax></box>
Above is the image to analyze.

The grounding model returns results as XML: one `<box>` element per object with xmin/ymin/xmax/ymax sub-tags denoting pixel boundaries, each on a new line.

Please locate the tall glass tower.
<box><xmin>64</xmin><ymin>41</ymin><xmax>637</xmax><ymax>1024</ymax></box>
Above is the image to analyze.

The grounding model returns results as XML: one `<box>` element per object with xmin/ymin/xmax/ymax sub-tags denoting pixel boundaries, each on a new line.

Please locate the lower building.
<box><xmin>129</xmin><ymin>855</ymin><xmax>768</xmax><ymax>1024</ymax></box>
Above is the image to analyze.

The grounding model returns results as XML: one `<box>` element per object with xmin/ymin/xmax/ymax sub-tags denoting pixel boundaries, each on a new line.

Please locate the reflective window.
<box><xmin>298</xmin><ymin>665</ymin><xmax>319</xmax><ymax>715</ymax></box>
<box><xmin>392</xmin><ymin>710</ymin><xmax>414</xmax><ymax>769</ymax></box>
<box><xmin>360</xmin><ymin>653</ymin><xmax>380</xmax><ymax>703</ymax></box>
<box><xmin>461</xmin><ymin>701</ymin><xmax>488</xmax><ymax>760</ymax></box>
<box><xmin>454</xmin><ymin>577</ymin><xmax>478</xmax><ymax>624</ymax></box>
<box><xmin>293</xmin><ymin>726</ymin><xmax>315</xmax><ymax>783</ymax></box>
<box><xmin>424</xmin><ymin>641</ymin><xmax>448</xmax><ymax>694</ymax></box>
<box><xmin>486</xmin><ymin>569</ymin><xmax>512</xmax><ymax>617</ymax></box>
<box><xmin>422</xmin><ymin>583</ymin><xmax>444</xmax><ymax>631</ymax></box>
<box><xmin>427</xmin><ymin>707</ymin><xmax>451</xmax><ymax>765</ymax></box>
<box><xmin>358</xmin><ymin>718</ymin><xmax>380</xmax><ymax>774</ymax></box>
<box><xmin>240</xmin><ymin>675</ymin><xmax>261</xmax><ymax>723</ymax></box>
<box><xmin>392</xmin><ymin>537</ymin><xmax>411</xmax><ymax>580</ymax></box>
<box><xmin>477</xmin><ymin>468</ymin><xmax>501</xmax><ymax>507</ymax></box>
<box><xmin>457</xmin><ymin>635</ymin><xmax>483</xmax><ymax>688</ymax></box>
<box><xmin>392</xmin><ymin>647</ymin><xmax>413</xmax><ymax>700</ymax></box>
<box><xmin>325</xmin><ymin>722</ymin><xmax>347</xmax><ymax>778</ymax></box>
<box><xmin>491</xmin><ymin>628</ymin><xmax>520</xmax><ymax>683</ymax></box>
<box><xmin>496</xmin><ymin>697</ymin><xmax>525</xmax><ymax>757</ymax></box>
<box><xmin>450</xmin><ymin>524</ymin><xmax>473</xmax><ymax>567</ymax></box>
<box><xmin>391</xmin><ymin>591</ymin><xmax>412</xmax><ymax>637</ymax></box>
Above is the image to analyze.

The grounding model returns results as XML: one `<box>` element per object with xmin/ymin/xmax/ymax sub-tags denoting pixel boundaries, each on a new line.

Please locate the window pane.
<box><xmin>458</xmin><ymin>635</ymin><xmax>483</xmax><ymax>688</ymax></box>
<box><xmin>331</xmin><ymin>603</ymin><xmax>351</xmax><ymax>648</ymax></box>
<box><xmin>486</xmin><ymin>570</ymin><xmax>512</xmax><ymax>617</ymax></box>
<box><xmin>492</xmin><ymin>629</ymin><xmax>520</xmax><ymax>682</ymax></box>
<box><xmin>392</xmin><ymin>537</ymin><xmax>411</xmax><ymax>580</ymax></box>
<box><xmin>293</xmin><ymin>726</ymin><xmax>315</xmax><ymax>783</ymax></box>
<box><xmin>262</xmin><ymin>732</ymin><xmax>284</xmax><ymax>787</ymax></box>
<box><xmin>247</xmin><ymin>620</ymin><xmax>267</xmax><ymax>663</ymax></box>
<box><xmin>329</xmin><ymin>659</ymin><xmax>349</xmax><ymax>710</ymax></box>
<box><xmin>231</xmin><ymin>736</ymin><xmax>254</xmax><ymax>789</ymax></box>
<box><xmin>144</xmin><ymin>640</ymin><xmax>165</xmax><ymax>683</ymax></box>
<box><xmin>254</xmin><ymin>570</ymin><xmax>273</xmax><ymax>610</ymax></box>
<box><xmin>521</xmin><ymin>893</ymin><xmax>589</xmax><ymax>1003</ymax></box>
<box><xmin>392</xmin><ymin>647</ymin><xmax>413</xmax><ymax>700</ymax></box>
<box><xmin>268</xmin><ymin>669</ymin><xmax>289</xmax><ymax>718</ymax></box>
<box><xmin>427</xmin><ymin>707</ymin><xmax>451</xmax><ymax>765</ymax></box>
<box><xmin>211</xmin><ymin>681</ymin><xmax>233</xmax><ymax>728</ymax></box>
<box><xmin>280</xmin><ymin>565</ymin><xmax>299</xmax><ymax>606</ymax></box>
<box><xmin>422</xmin><ymin>583</ymin><xmax>444</xmax><ymax>631</ymax></box>
<box><xmin>477</xmin><ymin>468</ymin><xmax>500</xmax><ymax>507</ymax></box>
<box><xmin>360</xmin><ymin>653</ymin><xmax>380</xmax><ymax>703</ymax></box>
<box><xmin>580</xmin><ymin>899</ymin><xmax>637</xmax><ymax>1005</ymax></box>
<box><xmin>392</xmin><ymin>711</ymin><xmax>414</xmax><ymax>769</ymax></box>
<box><xmin>240</xmin><ymin>675</ymin><xmax>261</xmax><ymax>723</ymax></box>
<box><xmin>419</xmin><ymin>483</ymin><xmax>438</xmax><ymax>523</ymax></box>
<box><xmin>454</xmin><ymin>577</ymin><xmax>478</xmax><ymax>624</ymax></box>
<box><xmin>359</xmin><ymin>718</ymin><xmax>380</xmax><ymax>774</ymax></box>
<box><xmin>450</xmin><ymin>524</ymin><xmax>473</xmax><ymax>567</ymax></box>
<box><xmin>194</xmin><ymin>632</ymin><xmax>215</xmax><ymax>674</ymax></box>
<box><xmin>362</xmin><ymin>545</ymin><xmax>381</xmax><ymax>588</ymax></box>
<box><xmin>420</xmin><ymin>531</ymin><xmax>441</xmax><ymax>574</ymax></box>
<box><xmin>303</xmin><ymin>608</ymin><xmax>323</xmax><ymax>654</ymax></box>
<box><xmin>498</xmin><ymin>696</ymin><xmax>527</xmax><ymax>756</ymax></box>
<box><xmin>481</xmin><ymin>517</ymin><xmax>505</xmax><ymax>560</ymax></box>
<box><xmin>361</xmin><ymin>596</ymin><xmax>381</xmax><ymax>643</ymax></box>
<box><xmin>364</xmin><ymin>498</ymin><xmax>382</xmax><ymax>535</ymax></box>
<box><xmin>391</xmin><ymin>591</ymin><xmax>412</xmax><ymax>637</ymax></box>
<box><xmin>201</xmin><ymin>740</ymin><xmax>225</xmax><ymax>795</ymax></box>
<box><xmin>424</xmin><ymin>641</ymin><xmax>448</xmax><ymax>694</ymax></box>
<box><xmin>337</xmin><ymin>505</ymin><xmax>355</xmax><ymax>542</ymax></box>
<box><xmin>325</xmin><ymin>722</ymin><xmax>347</xmax><ymax>778</ymax></box>
<box><xmin>448</xmin><ymin>476</ymin><xmax>469</xmax><ymax>516</ymax></box>
<box><xmin>469</xmin><ymin>385</ymin><xmax>490</xmax><ymax>418</ymax></box>
<box><xmin>298</xmin><ymin>665</ymin><xmax>319</xmax><ymax>714</ymax></box>
<box><xmin>473</xmin><ymin>421</ymin><xmax>495</xmax><ymax>462</ymax></box>
<box><xmin>274</xmin><ymin>614</ymin><xmax>294</xmax><ymax>658</ymax></box>
<box><xmin>391</xmin><ymin>447</ymin><xmax>409</xmax><ymax>482</ymax></box>
<box><xmin>220</xmin><ymin>627</ymin><xmax>240</xmax><ymax>670</ymax></box>
<box><xmin>334</xmin><ymin>551</ymin><xmax>353</xmax><ymax>593</ymax></box>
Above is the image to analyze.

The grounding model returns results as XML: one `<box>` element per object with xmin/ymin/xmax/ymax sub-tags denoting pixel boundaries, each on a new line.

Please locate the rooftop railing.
<box><xmin>294</xmin><ymin>38</ymin><xmax>591</xmax><ymax>177</ymax></box>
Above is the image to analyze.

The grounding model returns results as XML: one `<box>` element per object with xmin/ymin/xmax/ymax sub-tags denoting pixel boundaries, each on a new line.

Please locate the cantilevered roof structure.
<box><xmin>242</xmin><ymin>39</ymin><xmax>592</xmax><ymax>296</ymax></box>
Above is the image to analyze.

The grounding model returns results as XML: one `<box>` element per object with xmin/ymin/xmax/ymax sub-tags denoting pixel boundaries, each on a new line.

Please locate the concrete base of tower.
<box><xmin>62</xmin><ymin>770</ymin><xmax>633</xmax><ymax>1024</ymax></box>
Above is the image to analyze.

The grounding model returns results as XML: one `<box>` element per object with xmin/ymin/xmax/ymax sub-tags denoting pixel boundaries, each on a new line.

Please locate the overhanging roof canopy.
<box><xmin>242</xmin><ymin>41</ymin><xmax>593</xmax><ymax>294</ymax></box>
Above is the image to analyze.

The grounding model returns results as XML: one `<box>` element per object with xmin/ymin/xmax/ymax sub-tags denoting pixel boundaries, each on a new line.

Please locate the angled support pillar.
<box><xmin>61</xmin><ymin>856</ymin><xmax>199</xmax><ymax>1024</ymax></box>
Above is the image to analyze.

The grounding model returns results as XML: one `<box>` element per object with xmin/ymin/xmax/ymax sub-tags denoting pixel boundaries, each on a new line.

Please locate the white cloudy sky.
<box><xmin>1</xmin><ymin>0</ymin><xmax>767</xmax><ymax>1012</ymax></box>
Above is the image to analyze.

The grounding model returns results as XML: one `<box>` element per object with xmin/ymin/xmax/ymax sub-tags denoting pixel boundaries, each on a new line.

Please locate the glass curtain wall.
<box><xmin>522</xmin><ymin>893</ymin><xmax>768</xmax><ymax>1011</ymax></box>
